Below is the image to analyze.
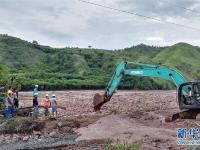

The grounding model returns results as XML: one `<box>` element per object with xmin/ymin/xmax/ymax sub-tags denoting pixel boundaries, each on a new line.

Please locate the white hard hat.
<box><xmin>45</xmin><ymin>94</ymin><xmax>49</xmax><ymax>97</ymax></box>
<box><xmin>52</xmin><ymin>94</ymin><xmax>56</xmax><ymax>97</ymax></box>
<box><xmin>35</xmin><ymin>85</ymin><xmax>39</xmax><ymax>88</ymax></box>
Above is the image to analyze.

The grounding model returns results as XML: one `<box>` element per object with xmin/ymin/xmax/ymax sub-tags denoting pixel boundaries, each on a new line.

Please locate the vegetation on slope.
<box><xmin>0</xmin><ymin>34</ymin><xmax>199</xmax><ymax>91</ymax></box>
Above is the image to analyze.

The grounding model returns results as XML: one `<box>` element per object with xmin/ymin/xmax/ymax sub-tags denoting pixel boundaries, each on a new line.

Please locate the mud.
<box><xmin>5</xmin><ymin>90</ymin><xmax>200</xmax><ymax>149</ymax></box>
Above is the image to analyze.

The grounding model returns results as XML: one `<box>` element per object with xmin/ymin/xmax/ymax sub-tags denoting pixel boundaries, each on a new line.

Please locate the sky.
<box><xmin>0</xmin><ymin>0</ymin><xmax>200</xmax><ymax>49</ymax></box>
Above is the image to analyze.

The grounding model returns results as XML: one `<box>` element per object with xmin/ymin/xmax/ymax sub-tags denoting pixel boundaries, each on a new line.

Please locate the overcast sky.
<box><xmin>0</xmin><ymin>0</ymin><xmax>200</xmax><ymax>49</ymax></box>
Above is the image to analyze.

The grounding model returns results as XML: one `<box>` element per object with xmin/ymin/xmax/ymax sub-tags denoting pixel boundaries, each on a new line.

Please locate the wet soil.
<box><xmin>1</xmin><ymin>90</ymin><xmax>199</xmax><ymax>149</ymax></box>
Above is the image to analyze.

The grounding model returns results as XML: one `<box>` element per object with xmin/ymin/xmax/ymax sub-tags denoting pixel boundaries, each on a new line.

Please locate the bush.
<box><xmin>5</xmin><ymin>119</ymin><xmax>45</xmax><ymax>134</ymax></box>
<box><xmin>109</xmin><ymin>108</ymin><xmax>120</xmax><ymax>115</ymax></box>
<box><xmin>106</xmin><ymin>141</ymin><xmax>143</xmax><ymax>150</ymax></box>
<box><xmin>5</xmin><ymin>119</ymin><xmax>22</xmax><ymax>134</ymax></box>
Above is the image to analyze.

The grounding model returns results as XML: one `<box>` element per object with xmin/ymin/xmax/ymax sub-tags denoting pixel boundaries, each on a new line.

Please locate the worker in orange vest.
<box><xmin>42</xmin><ymin>94</ymin><xmax>50</xmax><ymax>116</ymax></box>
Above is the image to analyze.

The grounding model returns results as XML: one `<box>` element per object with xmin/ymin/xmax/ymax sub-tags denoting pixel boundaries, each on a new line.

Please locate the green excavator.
<box><xmin>93</xmin><ymin>60</ymin><xmax>200</xmax><ymax>112</ymax></box>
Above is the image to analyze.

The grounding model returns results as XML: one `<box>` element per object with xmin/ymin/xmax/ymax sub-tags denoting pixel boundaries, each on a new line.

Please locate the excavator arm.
<box><xmin>93</xmin><ymin>60</ymin><xmax>188</xmax><ymax>111</ymax></box>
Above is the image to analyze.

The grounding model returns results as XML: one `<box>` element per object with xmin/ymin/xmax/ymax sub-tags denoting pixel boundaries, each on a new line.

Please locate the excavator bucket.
<box><xmin>93</xmin><ymin>93</ymin><xmax>105</xmax><ymax>111</ymax></box>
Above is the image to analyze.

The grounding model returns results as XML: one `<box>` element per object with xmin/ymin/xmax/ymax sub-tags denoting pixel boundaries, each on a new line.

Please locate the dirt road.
<box><xmin>2</xmin><ymin>90</ymin><xmax>199</xmax><ymax>149</ymax></box>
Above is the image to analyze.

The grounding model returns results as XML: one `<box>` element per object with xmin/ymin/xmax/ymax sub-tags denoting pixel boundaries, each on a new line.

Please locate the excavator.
<box><xmin>93</xmin><ymin>60</ymin><xmax>200</xmax><ymax>115</ymax></box>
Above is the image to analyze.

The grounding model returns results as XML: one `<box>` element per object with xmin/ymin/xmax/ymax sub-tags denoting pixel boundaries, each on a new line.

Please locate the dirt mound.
<box><xmin>76</xmin><ymin>114</ymin><xmax>188</xmax><ymax>149</ymax></box>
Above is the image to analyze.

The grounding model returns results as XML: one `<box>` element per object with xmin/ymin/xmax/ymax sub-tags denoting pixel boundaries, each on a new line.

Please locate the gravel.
<box><xmin>0</xmin><ymin>133</ymin><xmax>78</xmax><ymax>150</ymax></box>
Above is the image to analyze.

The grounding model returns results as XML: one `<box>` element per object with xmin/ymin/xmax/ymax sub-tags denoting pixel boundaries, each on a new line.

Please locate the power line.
<box><xmin>173</xmin><ymin>3</ymin><xmax>197</xmax><ymax>13</ymax></box>
<box><xmin>77</xmin><ymin>0</ymin><xmax>200</xmax><ymax>32</ymax></box>
<box><xmin>162</xmin><ymin>0</ymin><xmax>199</xmax><ymax>14</ymax></box>
<box><xmin>157</xmin><ymin>0</ymin><xmax>200</xmax><ymax>17</ymax></box>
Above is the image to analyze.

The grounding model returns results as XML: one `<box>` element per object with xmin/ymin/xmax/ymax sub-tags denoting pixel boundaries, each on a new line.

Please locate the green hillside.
<box><xmin>0</xmin><ymin>34</ymin><xmax>199</xmax><ymax>91</ymax></box>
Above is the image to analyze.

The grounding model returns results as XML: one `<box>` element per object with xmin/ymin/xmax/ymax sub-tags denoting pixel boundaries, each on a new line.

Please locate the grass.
<box><xmin>4</xmin><ymin>119</ymin><xmax>45</xmax><ymax>134</ymax></box>
<box><xmin>5</xmin><ymin>119</ymin><xmax>22</xmax><ymax>134</ymax></box>
<box><xmin>109</xmin><ymin>108</ymin><xmax>120</xmax><ymax>114</ymax></box>
<box><xmin>106</xmin><ymin>141</ymin><xmax>143</xmax><ymax>150</ymax></box>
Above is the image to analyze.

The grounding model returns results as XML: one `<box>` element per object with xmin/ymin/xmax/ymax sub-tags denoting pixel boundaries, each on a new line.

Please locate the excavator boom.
<box><xmin>94</xmin><ymin>60</ymin><xmax>200</xmax><ymax>111</ymax></box>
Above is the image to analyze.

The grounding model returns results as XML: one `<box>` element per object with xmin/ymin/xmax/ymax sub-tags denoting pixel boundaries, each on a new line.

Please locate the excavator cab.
<box><xmin>178</xmin><ymin>81</ymin><xmax>200</xmax><ymax>110</ymax></box>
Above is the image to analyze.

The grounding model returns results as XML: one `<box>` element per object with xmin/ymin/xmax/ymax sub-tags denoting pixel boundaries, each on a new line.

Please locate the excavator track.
<box><xmin>165</xmin><ymin>109</ymin><xmax>200</xmax><ymax>122</ymax></box>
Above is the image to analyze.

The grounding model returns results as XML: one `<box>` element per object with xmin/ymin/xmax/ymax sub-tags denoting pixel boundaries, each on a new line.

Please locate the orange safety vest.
<box><xmin>43</xmin><ymin>99</ymin><xmax>50</xmax><ymax>108</ymax></box>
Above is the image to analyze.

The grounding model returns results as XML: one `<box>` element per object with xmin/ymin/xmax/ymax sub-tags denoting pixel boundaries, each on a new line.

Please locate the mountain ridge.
<box><xmin>0</xmin><ymin>34</ymin><xmax>199</xmax><ymax>90</ymax></box>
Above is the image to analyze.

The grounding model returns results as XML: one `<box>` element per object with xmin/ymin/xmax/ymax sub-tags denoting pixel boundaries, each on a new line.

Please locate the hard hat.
<box><xmin>45</xmin><ymin>94</ymin><xmax>49</xmax><ymax>97</ymax></box>
<box><xmin>7</xmin><ymin>90</ymin><xmax>13</xmax><ymax>96</ymax></box>
<box><xmin>52</xmin><ymin>94</ymin><xmax>56</xmax><ymax>97</ymax></box>
<box><xmin>35</xmin><ymin>85</ymin><xmax>39</xmax><ymax>88</ymax></box>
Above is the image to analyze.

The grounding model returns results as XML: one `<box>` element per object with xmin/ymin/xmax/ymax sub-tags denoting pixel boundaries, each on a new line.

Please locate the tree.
<box><xmin>32</xmin><ymin>40</ymin><xmax>38</xmax><ymax>45</ymax></box>
<box><xmin>0</xmin><ymin>60</ymin><xmax>8</xmax><ymax>87</ymax></box>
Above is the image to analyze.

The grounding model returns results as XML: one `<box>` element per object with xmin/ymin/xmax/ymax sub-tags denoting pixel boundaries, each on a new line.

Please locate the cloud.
<box><xmin>0</xmin><ymin>0</ymin><xmax>200</xmax><ymax>49</ymax></box>
<box><xmin>147</xmin><ymin>37</ymin><xmax>164</xmax><ymax>41</ymax></box>
<box><xmin>146</xmin><ymin>36</ymin><xmax>165</xmax><ymax>46</ymax></box>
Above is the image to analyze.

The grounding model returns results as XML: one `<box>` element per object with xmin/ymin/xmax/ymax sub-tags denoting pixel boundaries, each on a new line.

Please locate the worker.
<box><xmin>4</xmin><ymin>90</ymin><xmax>14</xmax><ymax>119</ymax></box>
<box><xmin>50</xmin><ymin>94</ymin><xmax>58</xmax><ymax>118</ymax></box>
<box><xmin>32</xmin><ymin>93</ymin><xmax>39</xmax><ymax>120</ymax></box>
<box><xmin>42</xmin><ymin>94</ymin><xmax>50</xmax><ymax>117</ymax></box>
<box><xmin>13</xmin><ymin>88</ymin><xmax>19</xmax><ymax>108</ymax></box>
<box><xmin>188</xmin><ymin>87</ymin><xmax>192</xmax><ymax>97</ymax></box>
<box><xmin>32</xmin><ymin>85</ymin><xmax>39</xmax><ymax>97</ymax></box>
<box><xmin>185</xmin><ymin>87</ymin><xmax>193</xmax><ymax>105</ymax></box>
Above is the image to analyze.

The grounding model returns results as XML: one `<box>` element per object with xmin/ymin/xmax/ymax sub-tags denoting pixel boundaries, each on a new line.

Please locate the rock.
<box><xmin>60</xmin><ymin>126</ymin><xmax>71</xmax><ymax>132</ymax></box>
<box><xmin>152</xmin><ymin>142</ymin><xmax>157</xmax><ymax>147</ymax></box>
<box><xmin>72</xmin><ymin>128</ymin><xmax>77</xmax><ymax>132</ymax></box>
<box><xmin>57</xmin><ymin>122</ymin><xmax>63</xmax><ymax>127</ymax></box>
<box><xmin>0</xmin><ymin>122</ymin><xmax>7</xmax><ymax>132</ymax></box>
<box><xmin>33</xmin><ymin>130</ymin><xmax>41</xmax><ymax>136</ymax></box>
<box><xmin>40</xmin><ymin>135</ymin><xmax>44</xmax><ymax>139</ymax></box>
<box><xmin>38</xmin><ymin>138</ymin><xmax>42</xmax><ymax>141</ymax></box>
<box><xmin>49</xmin><ymin>131</ymin><xmax>57</xmax><ymax>137</ymax></box>
<box><xmin>4</xmin><ymin>135</ymin><xmax>11</xmax><ymax>141</ymax></box>
<box><xmin>34</xmin><ymin>135</ymin><xmax>39</xmax><ymax>140</ymax></box>
<box><xmin>4</xmin><ymin>135</ymin><xmax>12</xmax><ymax>143</ymax></box>
<box><xmin>0</xmin><ymin>135</ymin><xmax>5</xmax><ymax>143</ymax></box>
<box><xmin>196</xmin><ymin>114</ymin><xmax>200</xmax><ymax>120</ymax></box>
<box><xmin>165</xmin><ymin>116</ymin><xmax>172</xmax><ymax>122</ymax></box>
<box><xmin>44</xmin><ymin>132</ymin><xmax>49</xmax><ymax>137</ymax></box>
<box><xmin>23</xmin><ymin>136</ymin><xmax>29</xmax><ymax>141</ymax></box>
<box><xmin>12</xmin><ymin>134</ymin><xmax>20</xmax><ymax>142</ymax></box>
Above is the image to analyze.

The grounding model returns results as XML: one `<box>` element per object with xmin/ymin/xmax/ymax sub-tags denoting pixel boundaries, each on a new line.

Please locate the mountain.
<box><xmin>0</xmin><ymin>34</ymin><xmax>199</xmax><ymax>90</ymax></box>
